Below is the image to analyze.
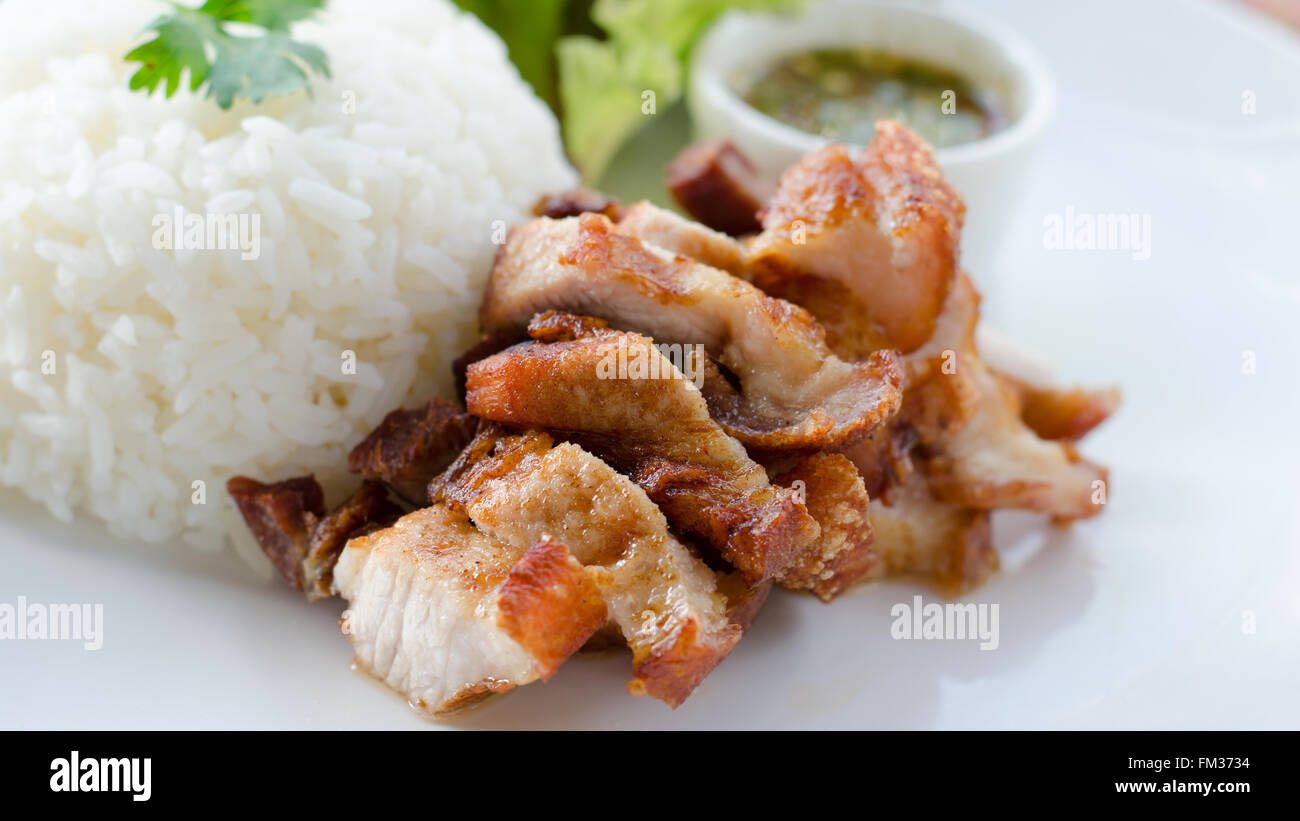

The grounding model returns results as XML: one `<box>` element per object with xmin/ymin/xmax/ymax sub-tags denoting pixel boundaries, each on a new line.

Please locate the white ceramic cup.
<box><xmin>689</xmin><ymin>0</ymin><xmax>1056</xmax><ymax>280</ymax></box>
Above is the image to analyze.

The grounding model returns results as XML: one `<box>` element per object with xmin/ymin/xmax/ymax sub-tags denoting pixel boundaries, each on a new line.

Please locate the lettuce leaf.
<box><xmin>458</xmin><ymin>0</ymin><xmax>805</xmax><ymax>181</ymax></box>
<box><xmin>560</xmin><ymin>0</ymin><xmax>804</xmax><ymax>180</ymax></box>
<box><xmin>556</xmin><ymin>35</ymin><xmax>680</xmax><ymax>183</ymax></box>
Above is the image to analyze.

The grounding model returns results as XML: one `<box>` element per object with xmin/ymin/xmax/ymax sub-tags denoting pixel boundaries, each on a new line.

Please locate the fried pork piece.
<box><xmin>465</xmin><ymin>311</ymin><xmax>821</xmax><ymax>587</ymax></box>
<box><xmin>347</xmin><ymin>399</ymin><xmax>478</xmax><ymax>504</ymax></box>
<box><xmin>1001</xmin><ymin>378</ymin><xmax>1121</xmax><ymax>442</ymax></box>
<box><xmin>665</xmin><ymin>138</ymin><xmax>770</xmax><ymax>236</ymax></box>
<box><xmin>533</xmin><ymin>187</ymin><xmax>622</xmax><ymax>221</ymax></box>
<box><xmin>865</xmin><ymin>467</ymin><xmax>999</xmax><ymax>593</ymax></box>
<box><xmin>716</xmin><ymin>571</ymin><xmax>772</xmax><ymax>631</ymax></box>
<box><xmin>836</xmin><ymin>423</ymin><xmax>996</xmax><ymax>592</ymax></box>
<box><xmin>583</xmin><ymin>572</ymin><xmax>772</xmax><ymax>653</ymax></box>
<box><xmin>617</xmin><ymin>201</ymin><xmax>750</xmax><ymax>275</ymax></box>
<box><xmin>480</xmin><ymin>213</ymin><xmax>903</xmax><ymax>450</ymax></box>
<box><xmin>226</xmin><ymin>476</ymin><xmax>400</xmax><ymax>601</ymax></box>
<box><xmin>772</xmin><ymin>452</ymin><xmax>878</xmax><ymax>601</ymax></box>
<box><xmin>907</xmin><ymin>275</ymin><xmax>1108</xmax><ymax>520</ymax></box>
<box><xmin>611</xmin><ymin>202</ymin><xmax>900</xmax><ymax>360</ymax></box>
<box><xmin>837</xmin><ymin>418</ymin><xmax>918</xmax><ymax>502</ymax></box>
<box><xmin>749</xmin><ymin>173</ymin><xmax>1109</xmax><ymax>522</ymax></box>
<box><xmin>452</xmin><ymin>331</ymin><xmax>521</xmax><ymax>401</ymax></box>
<box><xmin>334</xmin><ymin>507</ymin><xmax>607</xmax><ymax>715</ymax></box>
<box><xmin>302</xmin><ymin>481</ymin><xmax>402</xmax><ymax>600</ymax></box>
<box><xmin>227</xmin><ymin>475</ymin><xmax>323</xmax><ymax>589</ymax></box>
<box><xmin>610</xmin><ymin>201</ymin><xmax>896</xmax><ymax>365</ymax></box>
<box><xmin>431</xmin><ymin>426</ymin><xmax>743</xmax><ymax>707</ymax></box>
<box><xmin>748</xmin><ymin>120</ymin><xmax>965</xmax><ymax>353</ymax></box>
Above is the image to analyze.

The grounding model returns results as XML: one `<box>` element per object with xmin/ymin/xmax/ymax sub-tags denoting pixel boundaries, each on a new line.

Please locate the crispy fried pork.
<box><xmin>480</xmin><ymin>213</ymin><xmax>903</xmax><ymax>450</ymax></box>
<box><xmin>334</xmin><ymin>506</ymin><xmax>606</xmax><ymax>714</ymax></box>
<box><xmin>227</xmin><ymin>475</ymin><xmax>324</xmax><ymax>591</ymax></box>
<box><xmin>301</xmin><ymin>480</ymin><xmax>403</xmax><ymax>600</ymax></box>
<box><xmin>431</xmin><ymin>426</ymin><xmax>742</xmax><ymax>706</ymax></box>
<box><xmin>226</xmin><ymin>476</ymin><xmax>401</xmax><ymax>601</ymax></box>
<box><xmin>664</xmin><ymin>138</ymin><xmax>770</xmax><ymax>236</ymax></box>
<box><xmin>452</xmin><ymin>331</ymin><xmax>522</xmax><ymax>401</ymax></box>
<box><xmin>748</xmin><ymin>122</ymin><xmax>965</xmax><ymax>354</ymax></box>
<box><xmin>1001</xmin><ymin>378</ymin><xmax>1122</xmax><ymax>442</ymax></box>
<box><xmin>533</xmin><ymin>188</ymin><xmax>623</xmax><ymax>221</ymax></box>
<box><xmin>772</xmin><ymin>452</ymin><xmax>878</xmax><ymax>601</ymax></box>
<box><xmin>737</xmin><ymin>120</ymin><xmax>1110</xmax><ymax>522</ymax></box>
<box><xmin>906</xmin><ymin>275</ymin><xmax>1108</xmax><ymax>520</ymax></box>
<box><xmin>228</xmin><ymin>119</ymin><xmax>1118</xmax><ymax>716</ymax></box>
<box><xmin>837</xmin><ymin>420</ymin><xmax>997</xmax><ymax>592</ymax></box>
<box><xmin>865</xmin><ymin>467</ymin><xmax>999</xmax><ymax>593</ymax></box>
<box><xmin>346</xmin><ymin>399</ymin><xmax>477</xmax><ymax>505</ymax></box>
<box><xmin>464</xmin><ymin>311</ymin><xmax>822</xmax><ymax>588</ymax></box>
<box><xmin>616</xmin><ymin>200</ymin><xmax>750</xmax><ymax>275</ymax></box>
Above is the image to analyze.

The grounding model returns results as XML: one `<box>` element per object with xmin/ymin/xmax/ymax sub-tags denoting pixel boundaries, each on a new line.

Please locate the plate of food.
<box><xmin>2</xmin><ymin>0</ymin><xmax>1297</xmax><ymax>731</ymax></box>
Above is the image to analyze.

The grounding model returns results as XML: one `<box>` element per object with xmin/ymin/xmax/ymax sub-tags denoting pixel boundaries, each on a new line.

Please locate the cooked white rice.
<box><xmin>0</xmin><ymin>0</ymin><xmax>577</xmax><ymax>569</ymax></box>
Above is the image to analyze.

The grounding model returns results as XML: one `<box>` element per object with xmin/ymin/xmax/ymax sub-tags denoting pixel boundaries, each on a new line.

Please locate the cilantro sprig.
<box><xmin>126</xmin><ymin>0</ymin><xmax>331</xmax><ymax>109</ymax></box>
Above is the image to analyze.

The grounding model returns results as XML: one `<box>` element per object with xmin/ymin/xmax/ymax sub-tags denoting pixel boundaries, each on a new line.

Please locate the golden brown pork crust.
<box><xmin>586</xmin><ymin>572</ymin><xmax>772</xmax><ymax>654</ymax></box>
<box><xmin>431</xmin><ymin>424</ymin><xmax>742</xmax><ymax>707</ymax></box>
<box><xmin>773</xmin><ymin>452</ymin><xmax>878</xmax><ymax>601</ymax></box>
<box><xmin>861</xmin><ymin>119</ymin><xmax>966</xmax><ymax>236</ymax></box>
<box><xmin>227</xmin><ymin>475</ymin><xmax>400</xmax><ymax>600</ymax></box>
<box><xmin>627</xmin><ymin>613</ymin><xmax>738</xmax><ymax>708</ymax></box>
<box><xmin>627</xmin><ymin>456</ymin><xmax>819</xmax><ymax>583</ymax></box>
<box><xmin>753</xmin><ymin>275</ymin><xmax>893</xmax><ymax>360</ymax></box>
<box><xmin>482</xmin><ymin>214</ymin><xmax>904</xmax><ymax>452</ymax></box>
<box><xmin>697</xmin><ymin>344</ymin><xmax>904</xmax><ymax>454</ymax></box>
<box><xmin>1002</xmin><ymin>379</ymin><xmax>1122</xmax><ymax>441</ymax></box>
<box><xmin>463</xmin><ymin>317</ymin><xmax>823</xmax><ymax>586</ymax></box>
<box><xmin>716</xmin><ymin>572</ymin><xmax>772</xmax><ymax>632</ymax></box>
<box><xmin>302</xmin><ymin>480</ymin><xmax>401</xmax><ymax>601</ymax></box>
<box><xmin>496</xmin><ymin>535</ymin><xmax>608</xmax><ymax>680</ymax></box>
<box><xmin>452</xmin><ymin>331</ymin><xmax>522</xmax><ymax>401</ymax></box>
<box><xmin>836</xmin><ymin>420</ymin><xmax>918</xmax><ymax>503</ymax></box>
<box><xmin>525</xmin><ymin>308</ymin><xmax>611</xmax><ymax>342</ymax></box>
<box><xmin>751</xmin><ymin>121</ymin><xmax>964</xmax><ymax>353</ymax></box>
<box><xmin>759</xmin><ymin>143</ymin><xmax>869</xmax><ymax>234</ymax></box>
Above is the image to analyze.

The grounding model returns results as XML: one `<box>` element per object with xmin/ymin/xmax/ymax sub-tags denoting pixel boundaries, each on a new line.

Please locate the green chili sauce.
<box><xmin>741</xmin><ymin>49</ymin><xmax>1002</xmax><ymax>148</ymax></box>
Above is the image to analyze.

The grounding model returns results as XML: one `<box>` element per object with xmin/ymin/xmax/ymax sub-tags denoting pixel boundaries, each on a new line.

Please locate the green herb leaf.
<box><xmin>206</xmin><ymin>31</ymin><xmax>330</xmax><ymax>107</ymax></box>
<box><xmin>125</xmin><ymin>0</ymin><xmax>330</xmax><ymax>109</ymax></box>
<box><xmin>126</xmin><ymin>12</ymin><xmax>218</xmax><ymax>97</ymax></box>
<box><xmin>198</xmin><ymin>0</ymin><xmax>329</xmax><ymax>30</ymax></box>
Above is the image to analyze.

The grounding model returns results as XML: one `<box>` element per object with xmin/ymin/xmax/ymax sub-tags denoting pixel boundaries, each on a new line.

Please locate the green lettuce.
<box><xmin>457</xmin><ymin>0</ymin><xmax>805</xmax><ymax>181</ymax></box>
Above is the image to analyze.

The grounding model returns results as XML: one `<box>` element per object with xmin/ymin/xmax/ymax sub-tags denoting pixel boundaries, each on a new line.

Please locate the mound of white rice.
<box><xmin>0</xmin><ymin>0</ymin><xmax>576</xmax><ymax>568</ymax></box>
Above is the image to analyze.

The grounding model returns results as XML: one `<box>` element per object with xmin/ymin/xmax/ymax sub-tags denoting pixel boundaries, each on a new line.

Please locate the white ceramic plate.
<box><xmin>4</xmin><ymin>0</ymin><xmax>1299</xmax><ymax>729</ymax></box>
